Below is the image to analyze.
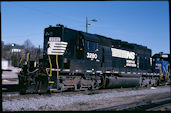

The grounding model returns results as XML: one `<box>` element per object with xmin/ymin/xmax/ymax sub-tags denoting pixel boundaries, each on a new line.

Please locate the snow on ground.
<box><xmin>2</xmin><ymin>79</ymin><xmax>19</xmax><ymax>85</ymax></box>
<box><xmin>2</xmin><ymin>66</ymin><xmax>20</xmax><ymax>79</ymax></box>
<box><xmin>2</xmin><ymin>66</ymin><xmax>20</xmax><ymax>84</ymax></box>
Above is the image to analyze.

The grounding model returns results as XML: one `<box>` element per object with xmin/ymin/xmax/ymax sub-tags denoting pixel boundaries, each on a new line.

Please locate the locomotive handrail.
<box><xmin>27</xmin><ymin>68</ymin><xmax>39</xmax><ymax>74</ymax></box>
<box><xmin>56</xmin><ymin>54</ymin><xmax>59</xmax><ymax>79</ymax></box>
<box><xmin>19</xmin><ymin>55</ymin><xmax>23</xmax><ymax>66</ymax></box>
<box><xmin>48</xmin><ymin>55</ymin><xmax>52</xmax><ymax>76</ymax></box>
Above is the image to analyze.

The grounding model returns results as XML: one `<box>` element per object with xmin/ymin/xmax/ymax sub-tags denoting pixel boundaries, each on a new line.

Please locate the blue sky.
<box><xmin>1</xmin><ymin>1</ymin><xmax>169</xmax><ymax>55</ymax></box>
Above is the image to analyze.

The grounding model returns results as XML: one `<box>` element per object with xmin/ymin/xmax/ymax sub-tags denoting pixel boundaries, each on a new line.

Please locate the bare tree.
<box><xmin>24</xmin><ymin>39</ymin><xmax>34</xmax><ymax>53</ymax></box>
<box><xmin>2</xmin><ymin>43</ymin><xmax>12</xmax><ymax>60</ymax></box>
<box><xmin>2</xmin><ymin>40</ymin><xmax>43</xmax><ymax>67</ymax></box>
<box><xmin>23</xmin><ymin>39</ymin><xmax>43</xmax><ymax>61</ymax></box>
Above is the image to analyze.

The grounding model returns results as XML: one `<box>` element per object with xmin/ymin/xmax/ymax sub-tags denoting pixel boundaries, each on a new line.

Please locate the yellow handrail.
<box><xmin>19</xmin><ymin>55</ymin><xmax>23</xmax><ymax>65</ymax></box>
<box><xmin>159</xmin><ymin>64</ymin><xmax>163</xmax><ymax>80</ymax></box>
<box><xmin>46</xmin><ymin>68</ymin><xmax>50</xmax><ymax>76</ymax></box>
<box><xmin>47</xmin><ymin>55</ymin><xmax>52</xmax><ymax>76</ymax></box>
<box><xmin>56</xmin><ymin>55</ymin><xmax>59</xmax><ymax>79</ymax></box>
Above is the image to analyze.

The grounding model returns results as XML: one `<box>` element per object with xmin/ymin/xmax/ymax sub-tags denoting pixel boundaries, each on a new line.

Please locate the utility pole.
<box><xmin>86</xmin><ymin>16</ymin><xmax>88</xmax><ymax>33</ymax></box>
<box><xmin>86</xmin><ymin>16</ymin><xmax>98</xmax><ymax>33</ymax></box>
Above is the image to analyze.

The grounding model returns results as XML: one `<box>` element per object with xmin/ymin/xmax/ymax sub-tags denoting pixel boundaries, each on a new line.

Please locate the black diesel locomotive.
<box><xmin>18</xmin><ymin>24</ymin><xmax>165</xmax><ymax>94</ymax></box>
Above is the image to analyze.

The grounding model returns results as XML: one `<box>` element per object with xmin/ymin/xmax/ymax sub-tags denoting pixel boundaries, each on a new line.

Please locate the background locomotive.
<box><xmin>152</xmin><ymin>53</ymin><xmax>170</xmax><ymax>84</ymax></box>
<box><xmin>18</xmin><ymin>24</ymin><xmax>170</xmax><ymax>94</ymax></box>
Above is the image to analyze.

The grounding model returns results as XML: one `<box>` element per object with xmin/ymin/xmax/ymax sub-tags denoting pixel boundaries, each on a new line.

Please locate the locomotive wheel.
<box><xmin>90</xmin><ymin>80</ymin><xmax>96</xmax><ymax>90</ymax></box>
<box><xmin>94</xmin><ymin>81</ymin><xmax>100</xmax><ymax>90</ymax></box>
<box><xmin>99</xmin><ymin>75</ymin><xmax>106</xmax><ymax>89</ymax></box>
<box><xmin>57</xmin><ymin>83</ymin><xmax>65</xmax><ymax>92</ymax></box>
<box><xmin>37</xmin><ymin>75</ymin><xmax>48</xmax><ymax>94</ymax></box>
<box><xmin>74</xmin><ymin>82</ymin><xmax>81</xmax><ymax>91</ymax></box>
<box><xmin>18</xmin><ymin>75</ymin><xmax>27</xmax><ymax>94</ymax></box>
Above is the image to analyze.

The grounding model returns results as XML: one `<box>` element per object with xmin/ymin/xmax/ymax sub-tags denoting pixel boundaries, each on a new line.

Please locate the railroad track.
<box><xmin>94</xmin><ymin>96</ymin><xmax>171</xmax><ymax>111</ymax></box>
<box><xmin>146</xmin><ymin>103</ymin><xmax>171</xmax><ymax>111</ymax></box>
<box><xmin>2</xmin><ymin>84</ymin><xmax>20</xmax><ymax>92</ymax></box>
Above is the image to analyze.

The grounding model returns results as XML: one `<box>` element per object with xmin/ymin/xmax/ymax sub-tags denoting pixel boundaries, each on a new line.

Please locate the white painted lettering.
<box><xmin>111</xmin><ymin>48</ymin><xmax>135</xmax><ymax>60</ymax></box>
<box><xmin>87</xmin><ymin>52</ymin><xmax>98</xmax><ymax>60</ymax></box>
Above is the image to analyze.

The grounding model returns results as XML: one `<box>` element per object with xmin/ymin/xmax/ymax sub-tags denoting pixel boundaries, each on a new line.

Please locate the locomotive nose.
<box><xmin>47</xmin><ymin>39</ymin><xmax>68</xmax><ymax>56</ymax></box>
<box><xmin>47</xmin><ymin>37</ymin><xmax>68</xmax><ymax>71</ymax></box>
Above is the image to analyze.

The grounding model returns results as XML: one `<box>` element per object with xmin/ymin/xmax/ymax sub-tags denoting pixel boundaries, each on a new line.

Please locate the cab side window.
<box><xmin>87</xmin><ymin>41</ymin><xmax>98</xmax><ymax>52</ymax></box>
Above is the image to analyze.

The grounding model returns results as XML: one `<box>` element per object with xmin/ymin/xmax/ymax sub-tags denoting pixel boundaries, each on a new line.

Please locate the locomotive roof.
<box><xmin>95</xmin><ymin>33</ymin><xmax>149</xmax><ymax>50</ymax></box>
<box><xmin>46</xmin><ymin>24</ymin><xmax>151</xmax><ymax>50</ymax></box>
<box><xmin>80</xmin><ymin>32</ymin><xmax>99</xmax><ymax>42</ymax></box>
<box><xmin>152</xmin><ymin>53</ymin><xmax>169</xmax><ymax>58</ymax></box>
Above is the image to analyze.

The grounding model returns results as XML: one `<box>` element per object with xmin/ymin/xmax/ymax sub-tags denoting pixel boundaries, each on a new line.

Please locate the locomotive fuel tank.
<box><xmin>105</xmin><ymin>76</ymin><xmax>140</xmax><ymax>88</ymax></box>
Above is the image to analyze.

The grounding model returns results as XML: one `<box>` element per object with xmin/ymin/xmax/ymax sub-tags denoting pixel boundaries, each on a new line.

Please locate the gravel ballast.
<box><xmin>2</xmin><ymin>86</ymin><xmax>170</xmax><ymax>111</ymax></box>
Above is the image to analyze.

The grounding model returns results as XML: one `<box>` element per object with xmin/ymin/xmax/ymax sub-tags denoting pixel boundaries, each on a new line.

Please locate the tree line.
<box><xmin>2</xmin><ymin>39</ymin><xmax>43</xmax><ymax>67</ymax></box>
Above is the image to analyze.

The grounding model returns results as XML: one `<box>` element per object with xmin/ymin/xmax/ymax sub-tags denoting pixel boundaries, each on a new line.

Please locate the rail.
<box><xmin>94</xmin><ymin>96</ymin><xmax>171</xmax><ymax>111</ymax></box>
<box><xmin>2</xmin><ymin>84</ymin><xmax>20</xmax><ymax>92</ymax></box>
